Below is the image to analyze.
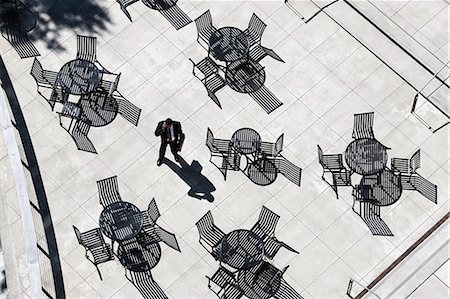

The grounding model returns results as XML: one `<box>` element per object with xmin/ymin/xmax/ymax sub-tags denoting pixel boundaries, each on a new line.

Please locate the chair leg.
<box><xmin>95</xmin><ymin>264</ymin><xmax>103</xmax><ymax>281</ymax></box>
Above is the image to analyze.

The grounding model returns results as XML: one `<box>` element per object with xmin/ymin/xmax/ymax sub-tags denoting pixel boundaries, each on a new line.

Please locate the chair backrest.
<box><xmin>196</xmin><ymin>210</ymin><xmax>214</xmax><ymax>234</ymax></box>
<box><xmin>154</xmin><ymin>227</ymin><xmax>181</xmax><ymax>252</ymax></box>
<box><xmin>147</xmin><ymin>198</ymin><xmax>161</xmax><ymax>224</ymax></box>
<box><xmin>30</xmin><ymin>57</ymin><xmax>45</xmax><ymax>84</ymax></box>
<box><xmin>194</xmin><ymin>57</ymin><xmax>218</xmax><ymax>79</ymax></box>
<box><xmin>206</xmin><ymin>127</ymin><xmax>215</xmax><ymax>151</ymax></box>
<box><xmin>409</xmin><ymin>149</ymin><xmax>420</xmax><ymax>173</ymax></box>
<box><xmin>76</xmin><ymin>35</ymin><xmax>97</xmax><ymax>62</ymax></box>
<box><xmin>317</xmin><ymin>144</ymin><xmax>324</xmax><ymax>165</ymax></box>
<box><xmin>195</xmin><ymin>210</ymin><xmax>225</xmax><ymax>247</ymax></box>
<box><xmin>97</xmin><ymin>176</ymin><xmax>122</xmax><ymax>207</ymax></box>
<box><xmin>194</xmin><ymin>10</ymin><xmax>213</xmax><ymax>38</ymax></box>
<box><xmin>410</xmin><ymin>174</ymin><xmax>437</xmax><ymax>203</ymax></box>
<box><xmin>254</xmin><ymin>206</ymin><xmax>280</xmax><ymax>238</ymax></box>
<box><xmin>73</xmin><ymin>225</ymin><xmax>83</xmax><ymax>245</ymax></box>
<box><xmin>246</xmin><ymin>13</ymin><xmax>266</xmax><ymax>45</ymax></box>
<box><xmin>352</xmin><ymin>112</ymin><xmax>375</xmax><ymax>139</ymax></box>
<box><xmin>274</xmin><ymin>134</ymin><xmax>284</xmax><ymax>156</ymax></box>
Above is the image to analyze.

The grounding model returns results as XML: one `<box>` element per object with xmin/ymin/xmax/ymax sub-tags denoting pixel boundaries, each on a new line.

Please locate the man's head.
<box><xmin>165</xmin><ymin>118</ymin><xmax>173</xmax><ymax>127</ymax></box>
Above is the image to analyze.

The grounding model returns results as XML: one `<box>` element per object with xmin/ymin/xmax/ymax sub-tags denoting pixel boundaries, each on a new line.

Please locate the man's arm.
<box><xmin>155</xmin><ymin>121</ymin><xmax>165</xmax><ymax>136</ymax></box>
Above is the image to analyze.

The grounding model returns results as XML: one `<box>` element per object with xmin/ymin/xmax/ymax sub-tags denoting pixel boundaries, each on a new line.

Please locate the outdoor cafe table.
<box><xmin>361</xmin><ymin>168</ymin><xmax>402</xmax><ymax>206</ymax></box>
<box><xmin>231</xmin><ymin>128</ymin><xmax>261</xmax><ymax>155</ymax></box>
<box><xmin>117</xmin><ymin>235</ymin><xmax>162</xmax><ymax>272</ymax></box>
<box><xmin>225</xmin><ymin>60</ymin><xmax>266</xmax><ymax>93</ymax></box>
<box><xmin>247</xmin><ymin>158</ymin><xmax>277</xmax><ymax>186</ymax></box>
<box><xmin>218</xmin><ymin>229</ymin><xmax>264</xmax><ymax>270</ymax></box>
<box><xmin>99</xmin><ymin>201</ymin><xmax>143</xmax><ymax>242</ymax></box>
<box><xmin>57</xmin><ymin>59</ymin><xmax>101</xmax><ymax>95</ymax></box>
<box><xmin>209</xmin><ymin>27</ymin><xmax>249</xmax><ymax>63</ymax></box>
<box><xmin>237</xmin><ymin>262</ymin><xmax>282</xmax><ymax>299</ymax></box>
<box><xmin>345</xmin><ymin>138</ymin><xmax>388</xmax><ymax>175</ymax></box>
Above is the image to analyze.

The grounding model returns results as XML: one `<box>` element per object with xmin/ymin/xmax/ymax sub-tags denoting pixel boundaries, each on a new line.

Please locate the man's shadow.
<box><xmin>162</xmin><ymin>157</ymin><xmax>216</xmax><ymax>202</ymax></box>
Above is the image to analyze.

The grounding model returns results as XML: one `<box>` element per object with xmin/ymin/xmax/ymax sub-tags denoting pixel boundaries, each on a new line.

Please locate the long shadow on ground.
<box><xmin>163</xmin><ymin>157</ymin><xmax>216</xmax><ymax>202</ymax></box>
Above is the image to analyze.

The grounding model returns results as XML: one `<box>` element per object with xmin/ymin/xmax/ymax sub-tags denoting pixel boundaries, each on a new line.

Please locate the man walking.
<box><xmin>155</xmin><ymin>118</ymin><xmax>183</xmax><ymax>166</ymax></box>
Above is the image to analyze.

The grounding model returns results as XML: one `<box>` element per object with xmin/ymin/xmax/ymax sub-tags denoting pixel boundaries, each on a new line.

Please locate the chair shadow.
<box><xmin>162</xmin><ymin>157</ymin><xmax>216</xmax><ymax>202</ymax></box>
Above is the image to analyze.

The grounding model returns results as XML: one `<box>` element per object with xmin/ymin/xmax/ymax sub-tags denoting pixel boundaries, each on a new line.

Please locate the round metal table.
<box><xmin>117</xmin><ymin>237</ymin><xmax>161</xmax><ymax>272</ymax></box>
<box><xmin>80</xmin><ymin>91</ymin><xmax>118</xmax><ymax>127</ymax></box>
<box><xmin>247</xmin><ymin>159</ymin><xmax>277</xmax><ymax>186</ymax></box>
<box><xmin>209</xmin><ymin>27</ymin><xmax>249</xmax><ymax>62</ymax></box>
<box><xmin>99</xmin><ymin>202</ymin><xmax>143</xmax><ymax>241</ymax></box>
<box><xmin>345</xmin><ymin>138</ymin><xmax>388</xmax><ymax>175</ymax></box>
<box><xmin>237</xmin><ymin>263</ymin><xmax>282</xmax><ymax>299</ymax></box>
<box><xmin>361</xmin><ymin>168</ymin><xmax>402</xmax><ymax>206</ymax></box>
<box><xmin>226</xmin><ymin>60</ymin><xmax>266</xmax><ymax>93</ymax></box>
<box><xmin>142</xmin><ymin>0</ymin><xmax>177</xmax><ymax>10</ymax></box>
<box><xmin>57</xmin><ymin>59</ymin><xmax>101</xmax><ymax>95</ymax></box>
<box><xmin>219</xmin><ymin>229</ymin><xmax>264</xmax><ymax>270</ymax></box>
<box><xmin>231</xmin><ymin>128</ymin><xmax>261</xmax><ymax>154</ymax></box>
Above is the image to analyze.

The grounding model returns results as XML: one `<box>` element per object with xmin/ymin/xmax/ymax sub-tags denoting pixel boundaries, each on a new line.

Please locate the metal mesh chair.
<box><xmin>317</xmin><ymin>145</ymin><xmax>344</xmax><ymax>173</ymax></box>
<box><xmin>207</xmin><ymin>267</ymin><xmax>242</xmax><ymax>298</ymax></box>
<box><xmin>330</xmin><ymin>170</ymin><xmax>352</xmax><ymax>198</ymax></box>
<box><xmin>97</xmin><ymin>176</ymin><xmax>122</xmax><ymax>207</ymax></box>
<box><xmin>206</xmin><ymin>128</ymin><xmax>240</xmax><ymax>180</ymax></box>
<box><xmin>264</xmin><ymin>237</ymin><xmax>298</xmax><ymax>260</ymax></box>
<box><xmin>30</xmin><ymin>58</ymin><xmax>58</xmax><ymax>92</ymax></box>
<box><xmin>244</xmin><ymin>13</ymin><xmax>266</xmax><ymax>47</ymax></box>
<box><xmin>114</xmin><ymin>94</ymin><xmax>142</xmax><ymax>126</ymax></box>
<box><xmin>147</xmin><ymin>226</ymin><xmax>181</xmax><ymax>252</ymax></box>
<box><xmin>116</xmin><ymin>0</ymin><xmax>139</xmax><ymax>22</ymax></box>
<box><xmin>194</xmin><ymin>10</ymin><xmax>216</xmax><ymax>48</ymax></box>
<box><xmin>195</xmin><ymin>211</ymin><xmax>226</xmax><ymax>256</ymax></box>
<box><xmin>249</xmin><ymin>44</ymin><xmax>284</xmax><ymax>63</ymax></box>
<box><xmin>391</xmin><ymin>149</ymin><xmax>421</xmax><ymax>174</ymax></box>
<box><xmin>73</xmin><ymin>226</ymin><xmax>114</xmax><ymax>280</ymax></box>
<box><xmin>100</xmin><ymin>72</ymin><xmax>121</xmax><ymax>97</ymax></box>
<box><xmin>62</xmin><ymin>119</ymin><xmax>97</xmax><ymax>154</ymax></box>
<box><xmin>190</xmin><ymin>57</ymin><xmax>226</xmax><ymax>108</ymax></box>
<box><xmin>76</xmin><ymin>35</ymin><xmax>97</xmax><ymax>62</ymax></box>
<box><xmin>260</xmin><ymin>134</ymin><xmax>283</xmax><ymax>157</ymax></box>
<box><xmin>250</xmin><ymin>206</ymin><xmax>280</xmax><ymax>241</ymax></box>
<box><xmin>142</xmin><ymin>198</ymin><xmax>161</xmax><ymax>230</ymax></box>
<box><xmin>352</xmin><ymin>112</ymin><xmax>375</xmax><ymax>139</ymax></box>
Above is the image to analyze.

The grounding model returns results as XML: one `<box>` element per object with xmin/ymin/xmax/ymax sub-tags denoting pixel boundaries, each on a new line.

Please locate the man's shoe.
<box><xmin>157</xmin><ymin>160</ymin><xmax>162</xmax><ymax>166</ymax></box>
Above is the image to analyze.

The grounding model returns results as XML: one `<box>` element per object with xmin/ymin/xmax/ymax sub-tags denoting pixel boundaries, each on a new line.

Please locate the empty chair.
<box><xmin>73</xmin><ymin>226</ymin><xmax>114</xmax><ymax>280</ymax></box>
<box><xmin>273</xmin><ymin>157</ymin><xmax>302</xmax><ymax>186</ymax></box>
<box><xmin>207</xmin><ymin>267</ymin><xmax>243</xmax><ymax>299</ymax></box>
<box><xmin>206</xmin><ymin>128</ymin><xmax>240</xmax><ymax>180</ymax></box>
<box><xmin>126</xmin><ymin>271</ymin><xmax>168</xmax><ymax>299</ymax></box>
<box><xmin>260</xmin><ymin>134</ymin><xmax>283</xmax><ymax>157</ymax></box>
<box><xmin>352</xmin><ymin>184</ymin><xmax>374</xmax><ymax>203</ymax></box>
<box><xmin>400</xmin><ymin>174</ymin><xmax>437</xmax><ymax>203</ymax></box>
<box><xmin>194</xmin><ymin>10</ymin><xmax>216</xmax><ymax>48</ymax></box>
<box><xmin>249</xmin><ymin>44</ymin><xmax>284</xmax><ymax>63</ymax></box>
<box><xmin>358</xmin><ymin>201</ymin><xmax>393</xmax><ymax>236</ymax></box>
<box><xmin>116</xmin><ymin>0</ymin><xmax>139</xmax><ymax>22</ymax></box>
<box><xmin>195</xmin><ymin>211</ymin><xmax>226</xmax><ymax>256</ymax></box>
<box><xmin>250</xmin><ymin>206</ymin><xmax>280</xmax><ymax>241</ymax></box>
<box><xmin>47</xmin><ymin>87</ymin><xmax>69</xmax><ymax>110</ymax></box>
<box><xmin>76</xmin><ymin>35</ymin><xmax>97</xmax><ymax>62</ymax></box>
<box><xmin>317</xmin><ymin>145</ymin><xmax>345</xmax><ymax>174</ymax></box>
<box><xmin>148</xmin><ymin>226</ymin><xmax>181</xmax><ymax>252</ymax></box>
<box><xmin>159</xmin><ymin>5</ymin><xmax>192</xmax><ymax>30</ymax></box>
<box><xmin>391</xmin><ymin>149</ymin><xmax>421</xmax><ymax>174</ymax></box>
<box><xmin>248</xmin><ymin>84</ymin><xmax>283</xmax><ymax>114</ymax></box>
<box><xmin>100</xmin><ymin>72</ymin><xmax>121</xmax><ymax>97</ymax></box>
<box><xmin>190</xmin><ymin>57</ymin><xmax>226</xmax><ymax>108</ymax></box>
<box><xmin>114</xmin><ymin>94</ymin><xmax>142</xmax><ymax>126</ymax></box>
<box><xmin>56</xmin><ymin>100</ymin><xmax>81</xmax><ymax>125</ymax></box>
<box><xmin>244</xmin><ymin>13</ymin><xmax>266</xmax><ymax>47</ymax></box>
<box><xmin>329</xmin><ymin>170</ymin><xmax>352</xmax><ymax>198</ymax></box>
<box><xmin>264</xmin><ymin>236</ymin><xmax>298</xmax><ymax>260</ymax></box>
<box><xmin>142</xmin><ymin>198</ymin><xmax>161</xmax><ymax>230</ymax></box>
<box><xmin>30</xmin><ymin>58</ymin><xmax>58</xmax><ymax>93</ymax></box>
<box><xmin>97</xmin><ymin>176</ymin><xmax>122</xmax><ymax>207</ymax></box>
<box><xmin>352</xmin><ymin>112</ymin><xmax>375</xmax><ymax>139</ymax></box>
<box><xmin>3</xmin><ymin>28</ymin><xmax>40</xmax><ymax>59</ymax></box>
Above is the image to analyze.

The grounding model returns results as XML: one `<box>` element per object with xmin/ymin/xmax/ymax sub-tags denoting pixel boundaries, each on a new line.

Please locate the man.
<box><xmin>155</xmin><ymin>118</ymin><xmax>183</xmax><ymax>166</ymax></box>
